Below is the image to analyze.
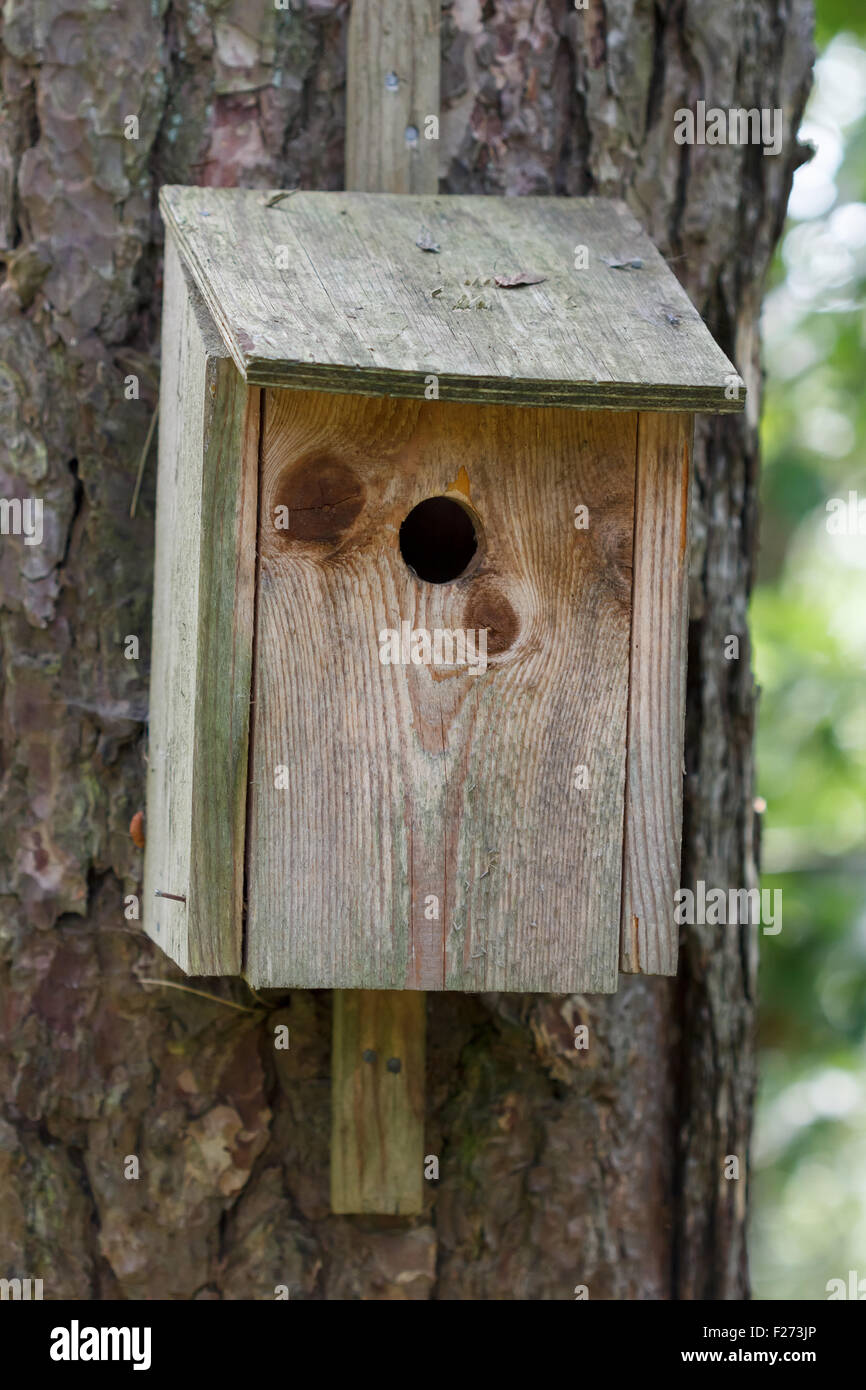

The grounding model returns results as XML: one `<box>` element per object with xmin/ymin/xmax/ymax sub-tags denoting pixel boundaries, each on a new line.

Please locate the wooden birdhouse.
<box><xmin>144</xmin><ymin>186</ymin><xmax>743</xmax><ymax>997</ymax></box>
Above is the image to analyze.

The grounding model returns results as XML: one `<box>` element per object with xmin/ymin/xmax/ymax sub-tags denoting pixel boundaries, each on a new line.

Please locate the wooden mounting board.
<box><xmin>333</xmin><ymin>0</ymin><xmax>437</xmax><ymax>1220</ymax></box>
<box><xmin>245</xmin><ymin>390</ymin><xmax>637</xmax><ymax>993</ymax></box>
<box><xmin>160</xmin><ymin>186</ymin><xmax>745</xmax><ymax>415</ymax></box>
<box><xmin>330</xmin><ymin>989</ymin><xmax>426</xmax><ymax>1214</ymax></box>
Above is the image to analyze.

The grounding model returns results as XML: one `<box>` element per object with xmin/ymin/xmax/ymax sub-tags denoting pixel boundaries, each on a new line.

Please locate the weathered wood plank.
<box><xmin>159</xmin><ymin>186</ymin><xmax>745</xmax><ymax>414</ymax></box>
<box><xmin>332</xmin><ymin>0</ymin><xmax>438</xmax><ymax>1220</ymax></box>
<box><xmin>330</xmin><ymin>990</ymin><xmax>426</xmax><ymax>1215</ymax></box>
<box><xmin>619</xmin><ymin>413</ymin><xmax>693</xmax><ymax>976</ymax></box>
<box><xmin>346</xmin><ymin>0</ymin><xmax>440</xmax><ymax>196</ymax></box>
<box><xmin>245</xmin><ymin>389</ymin><xmax>635</xmax><ymax>993</ymax></box>
<box><xmin>144</xmin><ymin>235</ymin><xmax>259</xmax><ymax>975</ymax></box>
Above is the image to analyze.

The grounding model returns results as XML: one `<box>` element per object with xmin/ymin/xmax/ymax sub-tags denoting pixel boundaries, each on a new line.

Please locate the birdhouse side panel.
<box><xmin>244</xmin><ymin>389</ymin><xmax>637</xmax><ymax>992</ymax></box>
<box><xmin>620</xmin><ymin>411</ymin><xmax>693</xmax><ymax>976</ymax></box>
<box><xmin>144</xmin><ymin>239</ymin><xmax>259</xmax><ymax>976</ymax></box>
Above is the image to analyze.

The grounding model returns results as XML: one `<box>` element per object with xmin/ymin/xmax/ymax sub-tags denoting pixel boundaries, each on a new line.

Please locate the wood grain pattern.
<box><xmin>159</xmin><ymin>186</ymin><xmax>745</xmax><ymax>414</ymax></box>
<box><xmin>334</xmin><ymin>0</ymin><xmax>440</xmax><ymax>1218</ymax></box>
<box><xmin>330</xmin><ymin>989</ymin><xmax>426</xmax><ymax>1214</ymax></box>
<box><xmin>346</xmin><ymin>0</ymin><xmax>440</xmax><ymax>196</ymax></box>
<box><xmin>144</xmin><ymin>235</ymin><xmax>259</xmax><ymax>975</ymax></box>
<box><xmin>245</xmin><ymin>389</ymin><xmax>636</xmax><ymax>993</ymax></box>
<box><xmin>619</xmin><ymin>413</ymin><xmax>693</xmax><ymax>975</ymax></box>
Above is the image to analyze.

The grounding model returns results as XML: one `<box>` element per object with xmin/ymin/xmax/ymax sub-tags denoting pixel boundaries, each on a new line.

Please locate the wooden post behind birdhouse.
<box><xmin>329</xmin><ymin>0</ymin><xmax>439</xmax><ymax>1215</ymax></box>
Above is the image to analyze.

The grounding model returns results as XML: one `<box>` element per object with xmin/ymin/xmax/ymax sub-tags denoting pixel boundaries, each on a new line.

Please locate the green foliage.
<box><xmin>816</xmin><ymin>1</ymin><xmax>866</xmax><ymax>45</ymax></box>
<box><xmin>751</xmin><ymin>11</ymin><xmax>866</xmax><ymax>1300</ymax></box>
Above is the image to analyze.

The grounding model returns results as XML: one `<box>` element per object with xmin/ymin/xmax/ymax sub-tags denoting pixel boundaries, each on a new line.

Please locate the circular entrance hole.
<box><xmin>399</xmin><ymin>496</ymin><xmax>480</xmax><ymax>584</ymax></box>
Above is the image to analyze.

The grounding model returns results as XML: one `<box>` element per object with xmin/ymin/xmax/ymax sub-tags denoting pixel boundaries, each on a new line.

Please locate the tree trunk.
<box><xmin>0</xmin><ymin>0</ymin><xmax>812</xmax><ymax>1299</ymax></box>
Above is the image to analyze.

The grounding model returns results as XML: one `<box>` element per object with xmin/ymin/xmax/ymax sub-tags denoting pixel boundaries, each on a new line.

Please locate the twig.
<box><xmin>138</xmin><ymin>978</ymin><xmax>261</xmax><ymax>1014</ymax></box>
<box><xmin>264</xmin><ymin>189</ymin><xmax>299</xmax><ymax>208</ymax></box>
<box><xmin>244</xmin><ymin>983</ymin><xmax>273</xmax><ymax>1008</ymax></box>
<box><xmin>130</xmin><ymin>399</ymin><xmax>159</xmax><ymax>519</ymax></box>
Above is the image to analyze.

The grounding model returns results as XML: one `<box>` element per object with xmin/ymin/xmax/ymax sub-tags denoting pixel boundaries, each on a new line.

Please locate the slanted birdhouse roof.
<box><xmin>160</xmin><ymin>186</ymin><xmax>744</xmax><ymax>414</ymax></box>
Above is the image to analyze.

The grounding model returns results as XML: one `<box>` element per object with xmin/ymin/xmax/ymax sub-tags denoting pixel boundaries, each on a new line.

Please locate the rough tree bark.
<box><xmin>0</xmin><ymin>0</ymin><xmax>812</xmax><ymax>1299</ymax></box>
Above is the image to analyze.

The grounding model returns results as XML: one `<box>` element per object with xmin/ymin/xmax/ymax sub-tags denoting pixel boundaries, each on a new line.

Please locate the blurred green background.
<box><xmin>751</xmin><ymin>0</ymin><xmax>866</xmax><ymax>1299</ymax></box>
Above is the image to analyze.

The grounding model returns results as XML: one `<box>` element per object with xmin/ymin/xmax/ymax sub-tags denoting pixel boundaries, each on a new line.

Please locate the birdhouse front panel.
<box><xmin>144</xmin><ymin>187</ymin><xmax>743</xmax><ymax>993</ymax></box>
<box><xmin>246</xmin><ymin>388</ymin><xmax>637</xmax><ymax>991</ymax></box>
